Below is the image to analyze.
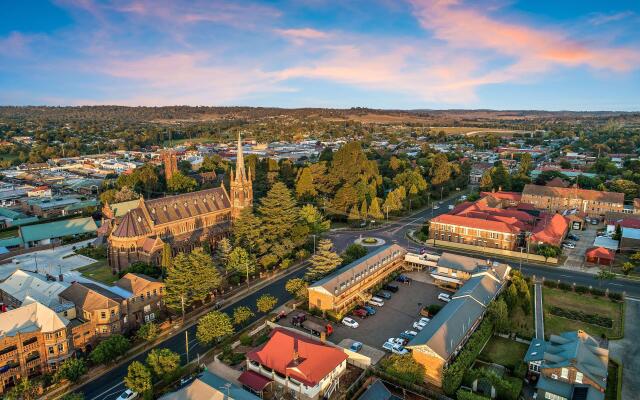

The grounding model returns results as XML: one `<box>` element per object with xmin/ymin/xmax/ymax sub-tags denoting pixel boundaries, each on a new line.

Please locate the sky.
<box><xmin>1</xmin><ymin>0</ymin><xmax>640</xmax><ymax>110</ymax></box>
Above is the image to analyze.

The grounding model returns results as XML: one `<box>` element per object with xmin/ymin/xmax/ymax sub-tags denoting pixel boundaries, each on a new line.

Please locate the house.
<box><xmin>620</xmin><ymin>227</ymin><xmax>640</xmax><ymax>253</ymax></box>
<box><xmin>307</xmin><ymin>244</ymin><xmax>406</xmax><ymax>313</ymax></box>
<box><xmin>0</xmin><ymin>270</ymin><xmax>70</xmax><ymax>311</ymax></box>
<box><xmin>521</xmin><ymin>184</ymin><xmax>624</xmax><ymax>217</ymax></box>
<box><xmin>406</xmin><ymin>261</ymin><xmax>511</xmax><ymax>387</ymax></box>
<box><xmin>245</xmin><ymin>328</ymin><xmax>348</xmax><ymax>400</ymax></box>
<box><xmin>114</xmin><ymin>273</ymin><xmax>165</xmax><ymax>327</ymax></box>
<box><xmin>529</xmin><ymin>214</ymin><xmax>569</xmax><ymax>248</ymax></box>
<box><xmin>0</xmin><ymin>302</ymin><xmax>74</xmax><ymax>392</ymax></box>
<box><xmin>428</xmin><ymin>252</ymin><xmax>510</xmax><ymax>289</ymax></box>
<box><xmin>585</xmin><ymin>247</ymin><xmax>615</xmax><ymax>266</ymax></box>
<box><xmin>26</xmin><ymin>186</ymin><xmax>52</xmax><ymax>198</ymax></box>
<box><xmin>524</xmin><ymin>331</ymin><xmax>608</xmax><ymax>400</ymax></box>
<box><xmin>59</xmin><ymin>282</ymin><xmax>128</xmax><ymax>337</ymax></box>
<box><xmin>162</xmin><ymin>371</ymin><xmax>261</xmax><ymax>400</ymax></box>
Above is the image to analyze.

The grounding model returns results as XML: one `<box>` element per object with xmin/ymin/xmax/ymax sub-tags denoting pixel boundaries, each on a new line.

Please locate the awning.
<box><xmin>238</xmin><ymin>370</ymin><xmax>272</xmax><ymax>392</ymax></box>
<box><xmin>430</xmin><ymin>274</ymin><xmax>462</xmax><ymax>284</ymax></box>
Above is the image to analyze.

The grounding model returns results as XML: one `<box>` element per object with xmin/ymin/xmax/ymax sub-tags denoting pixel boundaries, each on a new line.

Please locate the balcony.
<box><xmin>22</xmin><ymin>342</ymin><xmax>40</xmax><ymax>353</ymax></box>
<box><xmin>0</xmin><ymin>347</ymin><xmax>17</xmax><ymax>362</ymax></box>
<box><xmin>0</xmin><ymin>365</ymin><xmax>20</xmax><ymax>379</ymax></box>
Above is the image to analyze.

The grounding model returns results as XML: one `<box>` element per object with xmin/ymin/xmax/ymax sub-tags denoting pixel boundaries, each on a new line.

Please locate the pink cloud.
<box><xmin>0</xmin><ymin>32</ymin><xmax>32</xmax><ymax>57</ymax></box>
<box><xmin>275</xmin><ymin>28</ymin><xmax>331</xmax><ymax>44</ymax></box>
<box><xmin>409</xmin><ymin>0</ymin><xmax>640</xmax><ymax>73</ymax></box>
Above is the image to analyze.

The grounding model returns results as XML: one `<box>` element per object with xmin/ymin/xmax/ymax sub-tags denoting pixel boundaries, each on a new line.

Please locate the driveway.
<box><xmin>563</xmin><ymin>225</ymin><xmax>597</xmax><ymax>269</ymax></box>
<box><xmin>329</xmin><ymin>279</ymin><xmax>442</xmax><ymax>349</ymax></box>
<box><xmin>609</xmin><ymin>298</ymin><xmax>640</xmax><ymax>398</ymax></box>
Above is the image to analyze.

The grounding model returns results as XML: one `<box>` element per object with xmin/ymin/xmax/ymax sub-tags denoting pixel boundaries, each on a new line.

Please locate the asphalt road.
<box><xmin>76</xmin><ymin>265</ymin><xmax>308</xmax><ymax>400</ymax></box>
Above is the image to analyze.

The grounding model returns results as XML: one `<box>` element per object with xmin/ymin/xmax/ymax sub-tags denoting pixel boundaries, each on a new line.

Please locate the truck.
<box><xmin>302</xmin><ymin>320</ymin><xmax>333</xmax><ymax>337</ymax></box>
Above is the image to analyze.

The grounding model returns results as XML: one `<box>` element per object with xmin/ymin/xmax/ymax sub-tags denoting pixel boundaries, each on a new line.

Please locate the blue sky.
<box><xmin>1</xmin><ymin>0</ymin><xmax>639</xmax><ymax>110</ymax></box>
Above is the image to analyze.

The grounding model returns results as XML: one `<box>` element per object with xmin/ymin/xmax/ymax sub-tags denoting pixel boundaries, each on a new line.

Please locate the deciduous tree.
<box><xmin>233</xmin><ymin>306</ymin><xmax>255</xmax><ymax>326</ymax></box>
<box><xmin>124</xmin><ymin>361</ymin><xmax>152</xmax><ymax>399</ymax></box>
<box><xmin>196</xmin><ymin>311</ymin><xmax>234</xmax><ymax>346</ymax></box>
<box><xmin>256</xmin><ymin>294</ymin><xmax>278</xmax><ymax>313</ymax></box>
<box><xmin>146</xmin><ymin>348</ymin><xmax>181</xmax><ymax>381</ymax></box>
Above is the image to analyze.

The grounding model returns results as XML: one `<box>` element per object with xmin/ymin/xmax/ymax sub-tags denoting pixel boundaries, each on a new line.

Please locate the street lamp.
<box><xmin>312</xmin><ymin>234</ymin><xmax>317</xmax><ymax>254</ymax></box>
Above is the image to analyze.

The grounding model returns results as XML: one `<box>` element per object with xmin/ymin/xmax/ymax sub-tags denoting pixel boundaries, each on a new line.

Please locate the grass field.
<box><xmin>543</xmin><ymin>287</ymin><xmax>624</xmax><ymax>339</ymax></box>
<box><xmin>162</xmin><ymin>137</ymin><xmax>217</xmax><ymax>146</ymax></box>
<box><xmin>77</xmin><ymin>260</ymin><xmax>119</xmax><ymax>284</ymax></box>
<box><xmin>478</xmin><ymin>336</ymin><xmax>529</xmax><ymax>370</ymax></box>
<box><xmin>429</xmin><ymin>126</ymin><xmax>530</xmax><ymax>136</ymax></box>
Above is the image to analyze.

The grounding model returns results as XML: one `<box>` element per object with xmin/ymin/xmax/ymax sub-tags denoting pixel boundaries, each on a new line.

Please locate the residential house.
<box><xmin>244</xmin><ymin>328</ymin><xmax>348</xmax><ymax>400</ymax></box>
<box><xmin>307</xmin><ymin>244</ymin><xmax>406</xmax><ymax>313</ymax></box>
<box><xmin>114</xmin><ymin>273</ymin><xmax>165</xmax><ymax>328</ymax></box>
<box><xmin>428</xmin><ymin>252</ymin><xmax>509</xmax><ymax>289</ymax></box>
<box><xmin>163</xmin><ymin>370</ymin><xmax>261</xmax><ymax>400</ymax></box>
<box><xmin>620</xmin><ymin>227</ymin><xmax>640</xmax><ymax>253</ymax></box>
<box><xmin>524</xmin><ymin>331</ymin><xmax>608</xmax><ymax>400</ymax></box>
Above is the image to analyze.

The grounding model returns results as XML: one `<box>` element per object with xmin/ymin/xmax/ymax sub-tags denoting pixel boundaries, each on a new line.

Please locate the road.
<box><xmin>76</xmin><ymin>265</ymin><xmax>308</xmax><ymax>400</ymax></box>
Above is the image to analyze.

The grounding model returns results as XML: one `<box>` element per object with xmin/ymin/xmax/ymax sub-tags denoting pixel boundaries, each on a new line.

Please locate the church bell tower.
<box><xmin>230</xmin><ymin>133</ymin><xmax>253</xmax><ymax>219</ymax></box>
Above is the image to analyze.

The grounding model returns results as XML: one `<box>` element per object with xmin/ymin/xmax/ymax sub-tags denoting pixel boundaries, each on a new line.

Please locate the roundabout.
<box><xmin>354</xmin><ymin>236</ymin><xmax>386</xmax><ymax>247</ymax></box>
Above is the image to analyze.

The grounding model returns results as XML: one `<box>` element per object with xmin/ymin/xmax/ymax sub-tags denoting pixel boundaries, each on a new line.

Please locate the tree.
<box><xmin>256</xmin><ymin>294</ymin><xmax>278</xmax><ymax>313</ymax></box>
<box><xmin>479</xmin><ymin>170</ymin><xmax>493</xmax><ymax>191</ymax></box>
<box><xmin>90</xmin><ymin>335</ymin><xmax>130</xmax><ymax>364</ymax></box>
<box><xmin>5</xmin><ymin>378</ymin><xmax>39</xmax><ymax>400</ymax></box>
<box><xmin>613</xmin><ymin>224</ymin><xmax>622</xmax><ymax>241</ymax></box>
<box><xmin>146</xmin><ymin>348</ymin><xmax>181</xmax><ymax>381</ymax></box>
<box><xmin>490</xmin><ymin>163</ymin><xmax>511</xmax><ymax>191</ymax></box>
<box><xmin>165</xmin><ymin>248</ymin><xmax>222</xmax><ymax>315</ymax></box>
<box><xmin>486</xmin><ymin>299</ymin><xmax>509</xmax><ymax>333</ymax></box>
<box><xmin>347</xmin><ymin>204</ymin><xmax>360</xmax><ymax>225</ymax></box>
<box><xmin>285</xmin><ymin>278</ymin><xmax>308</xmax><ymax>300</ymax></box>
<box><xmin>305</xmin><ymin>239</ymin><xmax>343</xmax><ymax>281</ymax></box>
<box><xmin>216</xmin><ymin>237</ymin><xmax>233</xmax><ymax>266</ymax></box>
<box><xmin>380</xmin><ymin>354</ymin><xmax>425</xmax><ymax>385</ymax></box>
<box><xmin>167</xmin><ymin>172</ymin><xmax>197</xmax><ymax>193</ymax></box>
<box><xmin>341</xmin><ymin>243</ymin><xmax>368</xmax><ymax>265</ymax></box>
<box><xmin>299</xmin><ymin>204</ymin><xmax>330</xmax><ymax>234</ymax></box>
<box><xmin>136</xmin><ymin>322</ymin><xmax>158</xmax><ymax>342</ymax></box>
<box><xmin>160</xmin><ymin>243</ymin><xmax>172</xmax><ymax>279</ymax></box>
<box><xmin>596</xmin><ymin>270</ymin><xmax>616</xmax><ymax>287</ymax></box>
<box><xmin>518</xmin><ymin>153</ymin><xmax>533</xmax><ymax>175</ymax></box>
<box><xmin>394</xmin><ymin>168</ymin><xmax>428</xmax><ymax>194</ymax></box>
<box><xmin>622</xmin><ymin>262</ymin><xmax>635</xmax><ymax>275</ymax></box>
<box><xmin>196</xmin><ymin>311</ymin><xmax>234</xmax><ymax>346</ymax></box>
<box><xmin>61</xmin><ymin>394</ymin><xmax>85</xmax><ymax>400</ymax></box>
<box><xmin>233</xmin><ymin>306</ymin><xmax>255</xmax><ymax>326</ymax></box>
<box><xmin>295</xmin><ymin>167</ymin><xmax>317</xmax><ymax>199</ymax></box>
<box><xmin>124</xmin><ymin>361</ymin><xmax>152</xmax><ymax>399</ymax></box>
<box><xmin>359</xmin><ymin>200</ymin><xmax>368</xmax><ymax>222</ymax></box>
<box><xmin>368</xmin><ymin>197</ymin><xmax>384</xmax><ymax>221</ymax></box>
<box><xmin>232</xmin><ymin>208</ymin><xmax>262</xmax><ymax>250</ymax></box>
<box><xmin>389</xmin><ymin>156</ymin><xmax>402</xmax><ymax>171</ymax></box>
<box><xmin>536</xmin><ymin>244</ymin><xmax>560</xmax><ymax>260</ymax></box>
<box><xmin>54</xmin><ymin>358</ymin><xmax>87</xmax><ymax>383</ymax></box>
<box><xmin>227</xmin><ymin>247</ymin><xmax>254</xmax><ymax>279</ymax></box>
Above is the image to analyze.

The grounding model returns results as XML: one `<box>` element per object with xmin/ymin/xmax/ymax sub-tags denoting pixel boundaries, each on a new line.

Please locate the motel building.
<box><xmin>307</xmin><ymin>244</ymin><xmax>406</xmax><ymax>314</ymax></box>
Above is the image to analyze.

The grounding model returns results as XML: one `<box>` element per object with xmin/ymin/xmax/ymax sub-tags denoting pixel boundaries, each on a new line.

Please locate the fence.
<box><xmin>431</xmin><ymin>240</ymin><xmax>559</xmax><ymax>264</ymax></box>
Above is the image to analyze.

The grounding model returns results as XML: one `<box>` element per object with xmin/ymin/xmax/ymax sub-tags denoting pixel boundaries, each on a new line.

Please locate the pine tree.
<box><xmin>305</xmin><ymin>239</ymin><xmax>343</xmax><ymax>281</ymax></box>
<box><xmin>368</xmin><ymin>197</ymin><xmax>384</xmax><ymax>220</ymax></box>
<box><xmin>160</xmin><ymin>243</ymin><xmax>172</xmax><ymax>279</ymax></box>
<box><xmin>232</xmin><ymin>208</ymin><xmax>262</xmax><ymax>251</ymax></box>
<box><xmin>216</xmin><ymin>237</ymin><xmax>233</xmax><ymax>266</ymax></box>
<box><xmin>348</xmin><ymin>205</ymin><xmax>360</xmax><ymax>225</ymax></box>
<box><xmin>295</xmin><ymin>167</ymin><xmax>317</xmax><ymax>199</ymax></box>
<box><xmin>359</xmin><ymin>200</ymin><xmax>368</xmax><ymax>222</ymax></box>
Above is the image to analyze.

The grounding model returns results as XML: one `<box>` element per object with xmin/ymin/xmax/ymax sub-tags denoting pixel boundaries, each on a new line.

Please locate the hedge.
<box><xmin>465</xmin><ymin>368</ymin><xmax>522</xmax><ymax>400</ymax></box>
<box><xmin>442</xmin><ymin>319</ymin><xmax>494</xmax><ymax>396</ymax></box>
<box><xmin>456</xmin><ymin>390</ymin><xmax>490</xmax><ymax>400</ymax></box>
<box><xmin>548</xmin><ymin>306</ymin><xmax>613</xmax><ymax>328</ymax></box>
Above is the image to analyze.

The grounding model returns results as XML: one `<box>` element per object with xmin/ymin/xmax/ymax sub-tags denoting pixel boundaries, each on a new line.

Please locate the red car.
<box><xmin>353</xmin><ymin>309</ymin><xmax>368</xmax><ymax>319</ymax></box>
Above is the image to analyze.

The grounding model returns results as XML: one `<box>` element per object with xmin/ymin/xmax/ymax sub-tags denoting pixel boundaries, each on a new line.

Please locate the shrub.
<box><xmin>379</xmin><ymin>354</ymin><xmax>425</xmax><ymax>385</ymax></box>
<box><xmin>427</xmin><ymin>304</ymin><xmax>443</xmax><ymax>316</ymax></box>
<box><xmin>558</xmin><ymin>282</ymin><xmax>571</xmax><ymax>291</ymax></box>
<box><xmin>239</xmin><ymin>334</ymin><xmax>253</xmax><ymax>346</ymax></box>
<box><xmin>609</xmin><ymin>292</ymin><xmax>623</xmax><ymax>302</ymax></box>
<box><xmin>456</xmin><ymin>390</ymin><xmax>490</xmax><ymax>400</ymax></box>
<box><xmin>136</xmin><ymin>322</ymin><xmax>159</xmax><ymax>342</ymax></box>
<box><xmin>590</xmin><ymin>288</ymin><xmax>605</xmax><ymax>297</ymax></box>
<box><xmin>574</xmin><ymin>285</ymin><xmax>588</xmax><ymax>294</ymax></box>
<box><xmin>548</xmin><ymin>306</ymin><xmax>613</xmax><ymax>328</ymax></box>
<box><xmin>543</xmin><ymin>280</ymin><xmax>558</xmax><ymax>289</ymax></box>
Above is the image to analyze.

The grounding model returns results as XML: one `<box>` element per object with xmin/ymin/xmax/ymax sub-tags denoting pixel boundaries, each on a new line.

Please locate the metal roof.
<box><xmin>20</xmin><ymin>217</ymin><xmax>98</xmax><ymax>243</ymax></box>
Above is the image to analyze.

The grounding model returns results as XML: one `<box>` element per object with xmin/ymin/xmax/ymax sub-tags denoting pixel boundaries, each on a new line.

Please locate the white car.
<box><xmin>438</xmin><ymin>293</ymin><xmax>451</xmax><ymax>303</ymax></box>
<box><xmin>403</xmin><ymin>330</ymin><xmax>418</xmax><ymax>337</ymax></box>
<box><xmin>368</xmin><ymin>298</ymin><xmax>384</xmax><ymax>307</ymax></box>
<box><xmin>448</xmin><ymin>205</ymin><xmax>455</xmax><ymax>210</ymax></box>
<box><xmin>342</xmin><ymin>317</ymin><xmax>359</xmax><ymax>328</ymax></box>
<box><xmin>387</xmin><ymin>337</ymin><xmax>405</xmax><ymax>346</ymax></box>
<box><xmin>418</xmin><ymin>317</ymin><xmax>430</xmax><ymax>325</ymax></box>
<box><xmin>412</xmin><ymin>322</ymin><xmax>424</xmax><ymax>331</ymax></box>
<box><xmin>562</xmin><ymin>242</ymin><xmax>576</xmax><ymax>249</ymax></box>
<box><xmin>117</xmin><ymin>390</ymin><xmax>138</xmax><ymax>400</ymax></box>
<box><xmin>382</xmin><ymin>341</ymin><xmax>409</xmax><ymax>355</ymax></box>
<box><xmin>432</xmin><ymin>205</ymin><xmax>440</xmax><ymax>210</ymax></box>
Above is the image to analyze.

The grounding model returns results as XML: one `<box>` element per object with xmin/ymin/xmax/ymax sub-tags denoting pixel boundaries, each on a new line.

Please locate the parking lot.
<box><xmin>563</xmin><ymin>222</ymin><xmax>599</xmax><ymax>269</ymax></box>
<box><xmin>329</xmin><ymin>278</ymin><xmax>442</xmax><ymax>350</ymax></box>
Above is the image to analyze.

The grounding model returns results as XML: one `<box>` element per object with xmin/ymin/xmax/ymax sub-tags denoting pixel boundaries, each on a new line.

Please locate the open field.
<box><xmin>77</xmin><ymin>260</ymin><xmax>118</xmax><ymax>284</ymax></box>
<box><xmin>478</xmin><ymin>336</ymin><xmax>528</xmax><ymax>370</ymax></box>
<box><xmin>428</xmin><ymin>126</ymin><xmax>530</xmax><ymax>136</ymax></box>
<box><xmin>162</xmin><ymin>136</ymin><xmax>218</xmax><ymax>146</ymax></box>
<box><xmin>543</xmin><ymin>287</ymin><xmax>624</xmax><ymax>339</ymax></box>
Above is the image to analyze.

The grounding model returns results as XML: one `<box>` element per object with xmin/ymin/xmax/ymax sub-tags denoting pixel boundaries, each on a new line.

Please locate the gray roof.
<box><xmin>407</xmin><ymin>271</ymin><xmax>505</xmax><ymax>359</ymax></box>
<box><xmin>357</xmin><ymin>379</ymin><xmax>400</xmax><ymax>400</ymax></box>
<box><xmin>309</xmin><ymin>244</ymin><xmax>405</xmax><ymax>292</ymax></box>
<box><xmin>622</xmin><ymin>227</ymin><xmax>640</xmax><ymax>240</ymax></box>
<box><xmin>437</xmin><ymin>252</ymin><xmax>486</xmax><ymax>273</ymax></box>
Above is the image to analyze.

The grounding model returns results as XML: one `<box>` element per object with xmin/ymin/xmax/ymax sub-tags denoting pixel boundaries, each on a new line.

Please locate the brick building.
<box><xmin>521</xmin><ymin>184</ymin><xmax>624</xmax><ymax>217</ymax></box>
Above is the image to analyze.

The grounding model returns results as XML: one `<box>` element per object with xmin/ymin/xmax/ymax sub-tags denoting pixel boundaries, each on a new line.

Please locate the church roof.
<box><xmin>112</xmin><ymin>208</ymin><xmax>151</xmax><ymax>237</ymax></box>
<box><xmin>143</xmin><ymin>187</ymin><xmax>231</xmax><ymax>225</ymax></box>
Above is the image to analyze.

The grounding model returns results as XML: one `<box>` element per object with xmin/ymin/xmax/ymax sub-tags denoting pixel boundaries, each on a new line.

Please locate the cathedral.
<box><xmin>106</xmin><ymin>134</ymin><xmax>253</xmax><ymax>273</ymax></box>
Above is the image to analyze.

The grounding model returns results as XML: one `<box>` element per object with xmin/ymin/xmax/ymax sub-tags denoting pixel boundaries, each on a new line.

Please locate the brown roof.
<box><xmin>522</xmin><ymin>184</ymin><xmax>624</xmax><ymax>204</ymax></box>
<box><xmin>144</xmin><ymin>187</ymin><xmax>230</xmax><ymax>225</ymax></box>
<box><xmin>634</xmin><ymin>198</ymin><xmax>640</xmax><ymax>210</ymax></box>
<box><xmin>115</xmin><ymin>273</ymin><xmax>162</xmax><ymax>295</ymax></box>
<box><xmin>60</xmin><ymin>282</ymin><xmax>124</xmax><ymax>311</ymax></box>
<box><xmin>431</xmin><ymin>214</ymin><xmax>519</xmax><ymax>234</ymax></box>
<box><xmin>530</xmin><ymin>213</ymin><xmax>569</xmax><ymax>246</ymax></box>
<box><xmin>546</xmin><ymin>177</ymin><xmax>570</xmax><ymax>188</ymax></box>
<box><xmin>112</xmin><ymin>208</ymin><xmax>151</xmax><ymax>238</ymax></box>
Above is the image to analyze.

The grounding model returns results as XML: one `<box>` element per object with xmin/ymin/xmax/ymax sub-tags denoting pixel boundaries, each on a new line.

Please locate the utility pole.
<box><xmin>385</xmin><ymin>205</ymin><xmax>389</xmax><ymax>220</ymax></box>
<box><xmin>181</xmin><ymin>295</ymin><xmax>185</xmax><ymax>321</ymax></box>
<box><xmin>185</xmin><ymin>330</ymin><xmax>190</xmax><ymax>363</ymax></box>
<box><xmin>312</xmin><ymin>234</ymin><xmax>316</xmax><ymax>254</ymax></box>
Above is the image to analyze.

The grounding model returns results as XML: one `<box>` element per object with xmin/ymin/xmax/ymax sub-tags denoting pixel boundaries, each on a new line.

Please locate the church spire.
<box><xmin>235</xmin><ymin>132</ymin><xmax>246</xmax><ymax>182</ymax></box>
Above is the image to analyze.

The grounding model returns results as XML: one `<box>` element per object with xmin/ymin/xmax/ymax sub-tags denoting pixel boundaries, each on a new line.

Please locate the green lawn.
<box><xmin>478</xmin><ymin>336</ymin><xmax>529</xmax><ymax>370</ymax></box>
<box><xmin>543</xmin><ymin>287</ymin><xmax>624</xmax><ymax>339</ymax></box>
<box><xmin>77</xmin><ymin>260</ymin><xmax>119</xmax><ymax>285</ymax></box>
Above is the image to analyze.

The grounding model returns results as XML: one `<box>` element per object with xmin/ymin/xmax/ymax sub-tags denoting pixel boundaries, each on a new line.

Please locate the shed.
<box><xmin>585</xmin><ymin>247</ymin><xmax>615</xmax><ymax>266</ymax></box>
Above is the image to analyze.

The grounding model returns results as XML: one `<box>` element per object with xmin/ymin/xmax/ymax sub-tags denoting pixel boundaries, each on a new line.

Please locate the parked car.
<box><xmin>352</xmin><ymin>309</ymin><xmax>368</xmax><ymax>319</ymax></box>
<box><xmin>418</xmin><ymin>317</ymin><xmax>430</xmax><ymax>325</ymax></box>
<box><xmin>562</xmin><ymin>242</ymin><xmax>576</xmax><ymax>249</ymax></box>
<box><xmin>117</xmin><ymin>390</ymin><xmax>138</xmax><ymax>400</ymax></box>
<box><xmin>432</xmin><ymin>205</ymin><xmax>440</xmax><ymax>210</ymax></box>
<box><xmin>567</xmin><ymin>233</ymin><xmax>580</xmax><ymax>241</ymax></box>
<box><xmin>382</xmin><ymin>341</ymin><xmax>409</xmax><ymax>355</ymax></box>
<box><xmin>291</xmin><ymin>313</ymin><xmax>306</xmax><ymax>326</ymax></box>
<box><xmin>371</xmin><ymin>296</ymin><xmax>385</xmax><ymax>303</ymax></box>
<box><xmin>368</xmin><ymin>298</ymin><xmax>384</xmax><ymax>307</ymax></box>
<box><xmin>400</xmin><ymin>332</ymin><xmax>414</xmax><ymax>341</ymax></box>
<box><xmin>396</xmin><ymin>274</ymin><xmax>412</xmax><ymax>284</ymax></box>
<box><xmin>591</xmin><ymin>219</ymin><xmax>599</xmax><ymax>225</ymax></box>
<box><xmin>342</xmin><ymin>317</ymin><xmax>359</xmax><ymax>328</ymax></box>
<box><xmin>448</xmin><ymin>204</ymin><xmax>455</xmax><ymax>210</ymax></box>
<box><xmin>376</xmin><ymin>291</ymin><xmax>392</xmax><ymax>299</ymax></box>
<box><xmin>412</xmin><ymin>322</ymin><xmax>424</xmax><ymax>331</ymax></box>
<box><xmin>179</xmin><ymin>375</ymin><xmax>195</xmax><ymax>388</ymax></box>
<box><xmin>350</xmin><ymin>341</ymin><xmax>363</xmax><ymax>352</ymax></box>
<box><xmin>460</xmin><ymin>195</ymin><xmax>467</xmax><ymax>201</ymax></box>
<box><xmin>438</xmin><ymin>293</ymin><xmax>451</xmax><ymax>303</ymax></box>
<box><xmin>362</xmin><ymin>305</ymin><xmax>376</xmax><ymax>315</ymax></box>
<box><xmin>403</xmin><ymin>330</ymin><xmax>418</xmax><ymax>337</ymax></box>
<box><xmin>383</xmin><ymin>284</ymin><xmax>399</xmax><ymax>293</ymax></box>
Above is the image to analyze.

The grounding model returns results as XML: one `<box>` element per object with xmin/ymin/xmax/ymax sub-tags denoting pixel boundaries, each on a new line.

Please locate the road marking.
<box><xmin>89</xmin><ymin>381</ymin><xmax>124</xmax><ymax>400</ymax></box>
<box><xmin>609</xmin><ymin>283</ymin><xmax>624</xmax><ymax>287</ymax></box>
<box><xmin>559</xmin><ymin>274</ymin><xmax>572</xmax><ymax>278</ymax></box>
<box><xmin>626</xmin><ymin>296</ymin><xmax>640</xmax><ymax>302</ymax></box>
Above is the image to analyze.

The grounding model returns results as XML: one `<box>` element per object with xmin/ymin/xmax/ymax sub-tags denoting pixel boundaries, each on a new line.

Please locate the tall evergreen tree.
<box><xmin>479</xmin><ymin>170</ymin><xmax>493</xmax><ymax>191</ymax></box>
<box><xmin>295</xmin><ymin>167</ymin><xmax>317</xmax><ymax>199</ymax></box>
<box><xmin>359</xmin><ymin>200</ymin><xmax>368</xmax><ymax>222</ymax></box>
<box><xmin>160</xmin><ymin>243</ymin><xmax>172</xmax><ymax>279</ymax></box>
<box><xmin>368</xmin><ymin>197</ymin><xmax>384</xmax><ymax>220</ymax></box>
<box><xmin>232</xmin><ymin>208</ymin><xmax>262</xmax><ymax>251</ymax></box>
<box><xmin>215</xmin><ymin>237</ymin><xmax>233</xmax><ymax>266</ymax></box>
<box><xmin>305</xmin><ymin>239</ymin><xmax>343</xmax><ymax>281</ymax></box>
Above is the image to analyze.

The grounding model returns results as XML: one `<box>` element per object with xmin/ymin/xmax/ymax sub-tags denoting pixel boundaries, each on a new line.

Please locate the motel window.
<box><xmin>101</xmin><ymin>312</ymin><xmax>106</xmax><ymax>319</ymax></box>
<box><xmin>575</xmin><ymin>372</ymin><xmax>583</xmax><ymax>383</ymax></box>
<box><xmin>48</xmin><ymin>346</ymin><xmax>54</xmax><ymax>355</ymax></box>
<box><xmin>560</xmin><ymin>368</ymin><xmax>568</xmax><ymax>379</ymax></box>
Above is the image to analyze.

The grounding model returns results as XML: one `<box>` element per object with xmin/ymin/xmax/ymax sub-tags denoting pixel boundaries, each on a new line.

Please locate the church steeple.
<box><xmin>229</xmin><ymin>132</ymin><xmax>253</xmax><ymax>219</ymax></box>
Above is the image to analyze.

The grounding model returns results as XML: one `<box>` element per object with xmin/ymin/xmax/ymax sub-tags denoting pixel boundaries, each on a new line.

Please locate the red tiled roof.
<box><xmin>238</xmin><ymin>370</ymin><xmax>272</xmax><ymax>391</ymax></box>
<box><xmin>585</xmin><ymin>246</ymin><xmax>615</xmax><ymax>260</ymax></box>
<box><xmin>480</xmin><ymin>191</ymin><xmax>522</xmax><ymax>202</ymax></box>
<box><xmin>530</xmin><ymin>214</ymin><xmax>569</xmax><ymax>246</ymax></box>
<box><xmin>522</xmin><ymin>184</ymin><xmax>624</xmax><ymax>204</ymax></box>
<box><xmin>430</xmin><ymin>214</ymin><xmax>519</xmax><ymax>234</ymax></box>
<box><xmin>246</xmin><ymin>328</ymin><xmax>348</xmax><ymax>387</ymax></box>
